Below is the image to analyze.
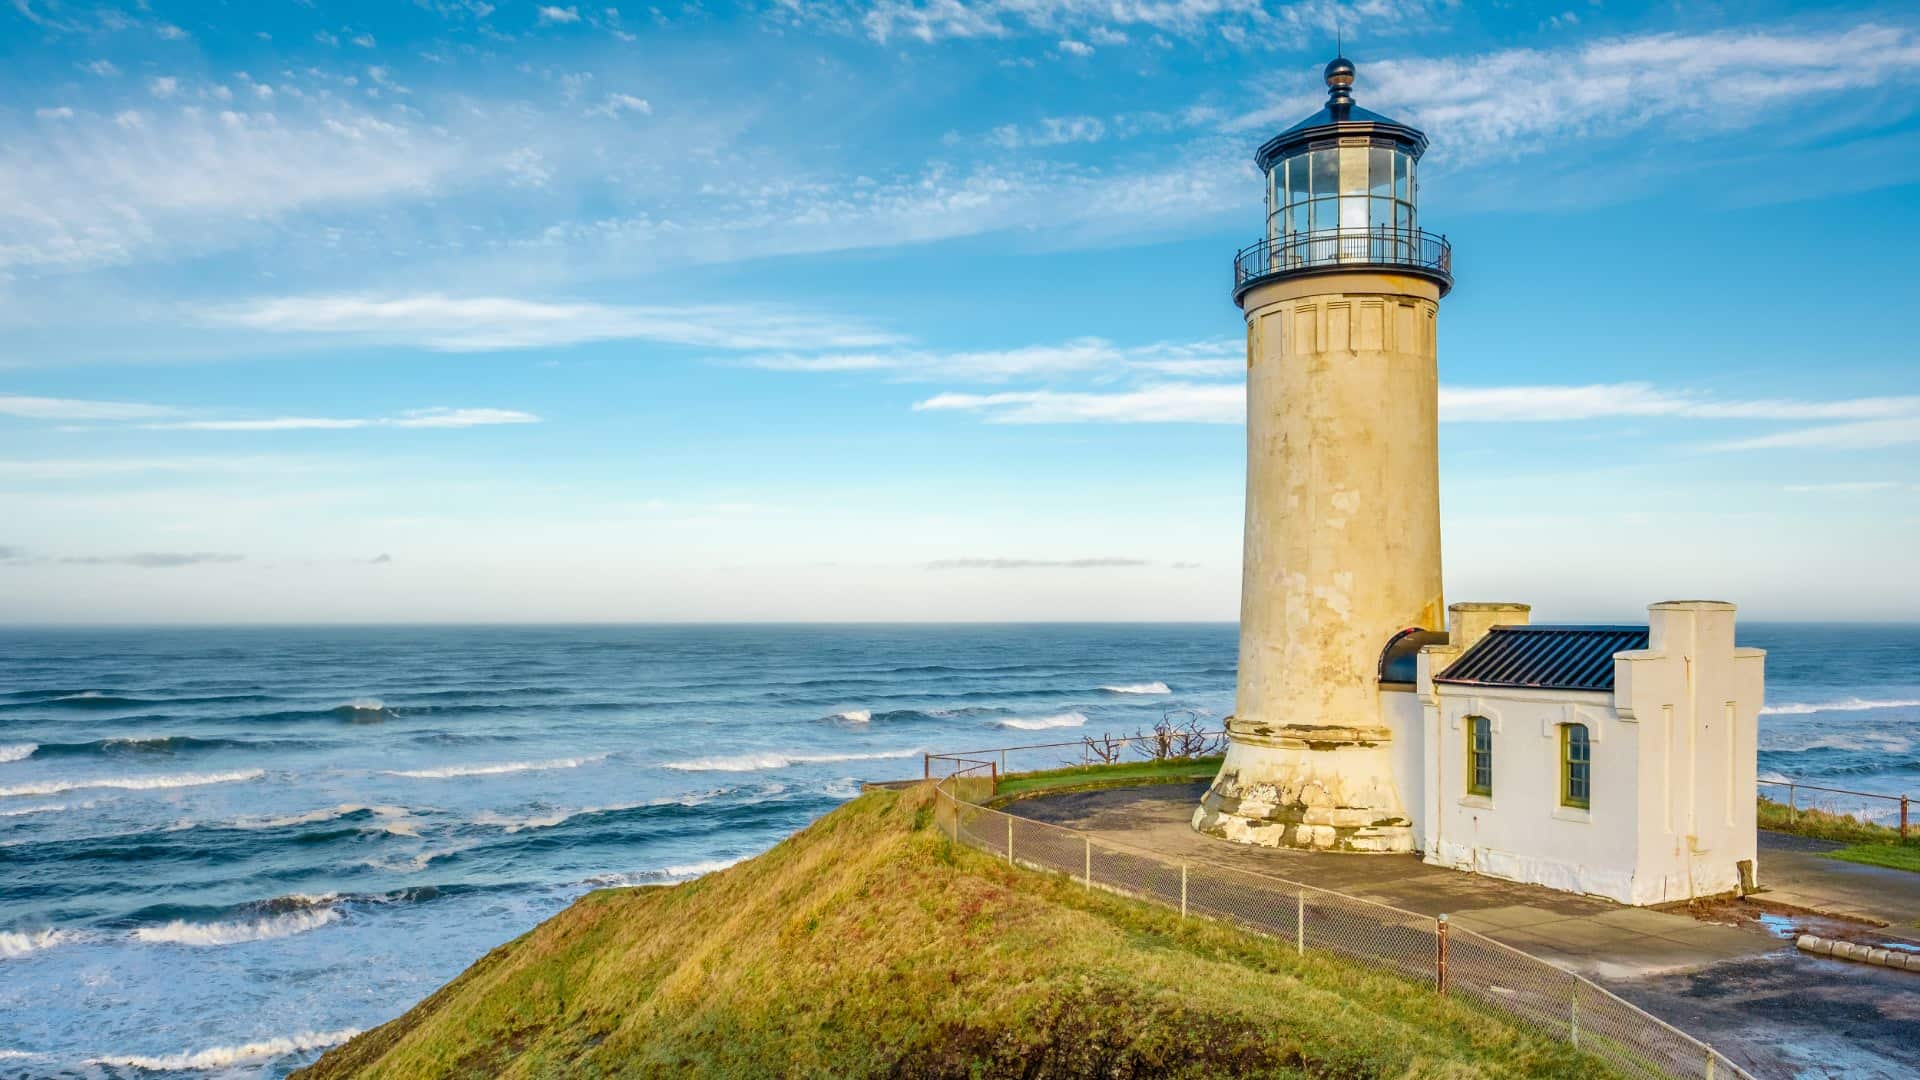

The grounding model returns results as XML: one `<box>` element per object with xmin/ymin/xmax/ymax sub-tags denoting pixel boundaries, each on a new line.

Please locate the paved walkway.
<box><xmin>1756</xmin><ymin>831</ymin><xmax>1920</xmax><ymax>940</ymax></box>
<box><xmin>1004</xmin><ymin>781</ymin><xmax>1920</xmax><ymax>1080</ymax></box>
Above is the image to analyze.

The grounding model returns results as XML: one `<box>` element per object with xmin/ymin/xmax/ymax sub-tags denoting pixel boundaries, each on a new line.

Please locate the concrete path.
<box><xmin>1757</xmin><ymin>831</ymin><xmax>1920</xmax><ymax>941</ymax></box>
<box><xmin>1004</xmin><ymin>781</ymin><xmax>1920</xmax><ymax>1080</ymax></box>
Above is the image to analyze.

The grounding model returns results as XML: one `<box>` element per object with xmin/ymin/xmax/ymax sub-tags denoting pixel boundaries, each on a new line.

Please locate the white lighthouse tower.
<box><xmin>1194</xmin><ymin>57</ymin><xmax>1453</xmax><ymax>852</ymax></box>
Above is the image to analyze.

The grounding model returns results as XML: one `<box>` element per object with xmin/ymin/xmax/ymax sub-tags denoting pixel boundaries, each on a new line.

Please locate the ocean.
<box><xmin>0</xmin><ymin>622</ymin><xmax>1914</xmax><ymax>1078</ymax></box>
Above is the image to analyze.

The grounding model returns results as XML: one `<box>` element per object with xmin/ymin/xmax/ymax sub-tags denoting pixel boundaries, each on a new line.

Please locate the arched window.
<box><xmin>1466</xmin><ymin>715</ymin><xmax>1492</xmax><ymax>796</ymax></box>
<box><xmin>1561</xmin><ymin>723</ymin><xmax>1591</xmax><ymax>809</ymax></box>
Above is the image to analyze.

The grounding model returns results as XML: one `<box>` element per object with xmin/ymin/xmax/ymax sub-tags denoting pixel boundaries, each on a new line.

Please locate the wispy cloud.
<box><xmin>59</xmin><ymin>552</ymin><xmax>244</xmax><ymax>568</ymax></box>
<box><xmin>912</xmin><ymin>380</ymin><xmax>1920</xmax><ymax>428</ymax></box>
<box><xmin>0</xmin><ymin>394</ymin><xmax>180</xmax><ymax>421</ymax></box>
<box><xmin>1781</xmin><ymin>481</ymin><xmax>1907</xmax><ymax>493</ymax></box>
<box><xmin>926</xmin><ymin>556</ymin><xmax>1151</xmax><ymax>569</ymax></box>
<box><xmin>146</xmin><ymin>408</ymin><xmax>542</xmax><ymax>432</ymax></box>
<box><xmin>1232</xmin><ymin>24</ymin><xmax>1920</xmax><ymax>160</ymax></box>
<box><xmin>801</xmin><ymin>0</ymin><xmax>1441</xmax><ymax>46</ymax></box>
<box><xmin>204</xmin><ymin>294</ymin><xmax>901</xmax><ymax>353</ymax></box>
<box><xmin>746</xmin><ymin>337</ymin><xmax>1239</xmax><ymax>381</ymax></box>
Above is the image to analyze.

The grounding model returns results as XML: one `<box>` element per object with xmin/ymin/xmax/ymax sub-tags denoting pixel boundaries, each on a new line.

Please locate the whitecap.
<box><xmin>1099</xmin><ymin>682</ymin><xmax>1171</xmax><ymax>695</ymax></box>
<box><xmin>660</xmin><ymin>747</ymin><xmax>921</xmax><ymax>773</ymax></box>
<box><xmin>0</xmin><ymin>768</ymin><xmax>263</xmax><ymax>799</ymax></box>
<box><xmin>340</xmin><ymin>697</ymin><xmax>387</xmax><ymax>711</ymax></box>
<box><xmin>827</xmin><ymin>709</ymin><xmax>872</xmax><ymax>723</ymax></box>
<box><xmin>1761</xmin><ymin>697</ymin><xmax>1920</xmax><ymax>716</ymax></box>
<box><xmin>132</xmin><ymin>907</ymin><xmax>339</xmax><ymax>947</ymax></box>
<box><xmin>0</xmin><ymin>803</ymin><xmax>65</xmax><ymax>818</ymax></box>
<box><xmin>823</xmin><ymin>777</ymin><xmax>864</xmax><ymax>799</ymax></box>
<box><xmin>384</xmin><ymin>754</ymin><xmax>608</xmax><ymax>779</ymax></box>
<box><xmin>87</xmin><ymin>1028</ymin><xmax>360</xmax><ymax>1071</ymax></box>
<box><xmin>0</xmin><ymin>929</ymin><xmax>74</xmax><ymax>959</ymax></box>
<box><xmin>1761</xmin><ymin>732</ymin><xmax>1912</xmax><ymax>754</ymax></box>
<box><xmin>998</xmin><ymin>712</ymin><xmax>1088</xmax><ymax>731</ymax></box>
<box><xmin>0</xmin><ymin>743</ymin><xmax>35</xmax><ymax>764</ymax></box>
<box><xmin>585</xmin><ymin>855</ymin><xmax>746</xmax><ymax>888</ymax></box>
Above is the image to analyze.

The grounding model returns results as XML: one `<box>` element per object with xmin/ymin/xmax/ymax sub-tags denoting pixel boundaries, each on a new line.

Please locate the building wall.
<box><xmin>1416</xmin><ymin>600</ymin><xmax>1763</xmax><ymax>906</ymax></box>
<box><xmin>1616</xmin><ymin>601</ymin><xmax>1764</xmax><ymax>904</ymax></box>
<box><xmin>1379</xmin><ymin>687</ymin><xmax>1425</xmax><ymax>843</ymax></box>
<box><xmin>1421</xmin><ymin>687</ymin><xmax>1642</xmax><ymax>901</ymax></box>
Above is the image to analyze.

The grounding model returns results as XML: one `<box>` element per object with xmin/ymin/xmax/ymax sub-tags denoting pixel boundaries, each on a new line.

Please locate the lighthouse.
<box><xmin>1194</xmin><ymin>57</ymin><xmax>1453</xmax><ymax>853</ymax></box>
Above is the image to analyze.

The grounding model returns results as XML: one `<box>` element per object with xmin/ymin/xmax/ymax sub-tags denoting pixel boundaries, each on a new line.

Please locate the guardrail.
<box><xmin>1757</xmin><ymin>778</ymin><xmax>1911</xmax><ymax>840</ymax></box>
<box><xmin>1233</xmin><ymin>227</ymin><xmax>1452</xmax><ymax>297</ymax></box>
<box><xmin>926</xmin><ymin>744</ymin><xmax>1750</xmax><ymax>1080</ymax></box>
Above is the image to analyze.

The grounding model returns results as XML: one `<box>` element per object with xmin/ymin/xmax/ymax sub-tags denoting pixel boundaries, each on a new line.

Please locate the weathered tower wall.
<box><xmin>1194</xmin><ymin>271</ymin><xmax>1444</xmax><ymax>852</ymax></box>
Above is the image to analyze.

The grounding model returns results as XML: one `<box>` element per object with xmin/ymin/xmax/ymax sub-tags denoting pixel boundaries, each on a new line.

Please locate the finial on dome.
<box><xmin>1324</xmin><ymin>55</ymin><xmax>1356</xmax><ymax>106</ymax></box>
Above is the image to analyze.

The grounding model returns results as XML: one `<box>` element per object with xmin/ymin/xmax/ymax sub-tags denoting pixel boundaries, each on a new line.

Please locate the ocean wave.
<box><xmin>0</xmin><ymin>929</ymin><xmax>75</xmax><ymax>958</ymax></box>
<box><xmin>87</xmin><ymin>1028</ymin><xmax>360</xmax><ymax>1072</ymax></box>
<box><xmin>998</xmin><ymin>711</ymin><xmax>1088</xmax><ymax>731</ymax></box>
<box><xmin>0</xmin><ymin>803</ymin><xmax>67</xmax><ymax>817</ymax></box>
<box><xmin>1759</xmin><ymin>733</ymin><xmax>1913</xmax><ymax>754</ymax></box>
<box><xmin>132</xmin><ymin>906</ymin><xmax>340</xmax><ymax>947</ymax></box>
<box><xmin>225</xmin><ymin>804</ymin><xmax>420</xmax><ymax>836</ymax></box>
<box><xmin>0</xmin><ymin>743</ymin><xmax>35</xmax><ymax>764</ymax></box>
<box><xmin>0</xmin><ymin>768</ymin><xmax>264</xmax><ymax>799</ymax></box>
<box><xmin>27</xmin><ymin>734</ymin><xmax>307</xmax><ymax>760</ymax></box>
<box><xmin>584</xmin><ymin>855</ymin><xmax>747</xmax><ymax>888</ymax></box>
<box><xmin>660</xmin><ymin>747</ymin><xmax>921</xmax><ymax>773</ymax></box>
<box><xmin>1099</xmin><ymin>681</ymin><xmax>1171</xmax><ymax>695</ymax></box>
<box><xmin>1761</xmin><ymin>697</ymin><xmax>1920</xmax><ymax>716</ymax></box>
<box><xmin>826</xmin><ymin>709</ymin><xmax>872</xmax><ymax>723</ymax></box>
<box><xmin>385</xmin><ymin>754</ymin><xmax>608</xmax><ymax>780</ymax></box>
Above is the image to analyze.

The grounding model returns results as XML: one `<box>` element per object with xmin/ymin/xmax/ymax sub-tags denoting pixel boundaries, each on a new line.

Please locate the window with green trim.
<box><xmin>1562</xmin><ymin>723</ymin><xmax>1591</xmax><ymax>809</ymax></box>
<box><xmin>1466</xmin><ymin>716</ymin><xmax>1492</xmax><ymax>796</ymax></box>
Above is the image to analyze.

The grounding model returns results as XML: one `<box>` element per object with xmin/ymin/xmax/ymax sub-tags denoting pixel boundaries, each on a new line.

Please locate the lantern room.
<box><xmin>1234</xmin><ymin>57</ymin><xmax>1451</xmax><ymax>300</ymax></box>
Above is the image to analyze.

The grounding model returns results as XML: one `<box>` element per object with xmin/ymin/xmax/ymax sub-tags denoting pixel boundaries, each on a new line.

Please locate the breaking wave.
<box><xmin>1761</xmin><ymin>697</ymin><xmax>1920</xmax><ymax>716</ymax></box>
<box><xmin>1099</xmin><ymin>681</ymin><xmax>1171</xmax><ymax>695</ymax></box>
<box><xmin>0</xmin><ymin>769</ymin><xmax>264</xmax><ymax>799</ymax></box>
<box><xmin>87</xmin><ymin>1028</ymin><xmax>360</xmax><ymax>1072</ymax></box>
<box><xmin>132</xmin><ymin>906</ymin><xmax>340</xmax><ymax>947</ymax></box>
<box><xmin>385</xmin><ymin>754</ymin><xmax>608</xmax><ymax>779</ymax></box>
<box><xmin>584</xmin><ymin>855</ymin><xmax>747</xmax><ymax>887</ymax></box>
<box><xmin>0</xmin><ymin>743</ymin><xmax>35</xmax><ymax>764</ymax></box>
<box><xmin>998</xmin><ymin>711</ymin><xmax>1088</xmax><ymax>731</ymax></box>
<box><xmin>661</xmin><ymin>747</ymin><xmax>922</xmax><ymax>772</ymax></box>
<box><xmin>0</xmin><ymin>929</ymin><xmax>75</xmax><ymax>958</ymax></box>
<box><xmin>826</xmin><ymin>709</ymin><xmax>872</xmax><ymax>723</ymax></box>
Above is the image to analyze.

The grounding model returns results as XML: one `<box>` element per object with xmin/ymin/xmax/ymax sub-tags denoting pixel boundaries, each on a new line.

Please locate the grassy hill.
<box><xmin>300</xmin><ymin>784</ymin><xmax>1604</xmax><ymax>1078</ymax></box>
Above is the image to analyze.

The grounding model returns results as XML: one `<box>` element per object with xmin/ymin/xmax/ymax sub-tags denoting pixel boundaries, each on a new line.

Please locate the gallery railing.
<box><xmin>925</xmin><ymin>745</ymin><xmax>1750</xmax><ymax>1080</ymax></box>
<box><xmin>1233</xmin><ymin>226</ymin><xmax>1452</xmax><ymax>297</ymax></box>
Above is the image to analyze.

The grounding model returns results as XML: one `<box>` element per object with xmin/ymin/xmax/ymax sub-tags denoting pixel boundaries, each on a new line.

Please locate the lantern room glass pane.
<box><xmin>1394</xmin><ymin>152</ymin><xmax>1409</xmax><ymax>200</ymax></box>
<box><xmin>1310</xmin><ymin>150</ymin><xmax>1338</xmax><ymax>200</ymax></box>
<box><xmin>1288</xmin><ymin>156</ymin><xmax>1311</xmax><ymax>204</ymax></box>
<box><xmin>1369</xmin><ymin>147</ymin><xmax>1392</xmax><ymax>198</ymax></box>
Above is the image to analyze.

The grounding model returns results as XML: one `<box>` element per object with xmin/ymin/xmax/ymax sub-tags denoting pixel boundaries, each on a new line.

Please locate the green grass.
<box><xmin>1824</xmin><ymin>843</ymin><xmax>1920</xmax><ymax>874</ymax></box>
<box><xmin>990</xmin><ymin>755</ymin><xmax>1225</xmax><ymax>800</ymax></box>
<box><xmin>1756</xmin><ymin>797</ymin><xmax>1918</xmax><ymax>875</ymax></box>
<box><xmin>300</xmin><ymin>784</ymin><xmax>1609</xmax><ymax>1079</ymax></box>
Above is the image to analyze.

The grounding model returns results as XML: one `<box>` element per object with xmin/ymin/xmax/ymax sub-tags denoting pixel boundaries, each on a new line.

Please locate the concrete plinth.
<box><xmin>1194</xmin><ymin>722</ymin><xmax>1414</xmax><ymax>852</ymax></box>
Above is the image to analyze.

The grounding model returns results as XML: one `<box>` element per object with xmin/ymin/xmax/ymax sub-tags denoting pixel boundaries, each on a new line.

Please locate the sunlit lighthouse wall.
<box><xmin>1195</xmin><ymin>57</ymin><xmax>1454</xmax><ymax>853</ymax></box>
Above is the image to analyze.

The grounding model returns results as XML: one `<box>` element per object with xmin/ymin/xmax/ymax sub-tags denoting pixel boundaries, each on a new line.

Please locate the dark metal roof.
<box><xmin>1435</xmin><ymin>625</ymin><xmax>1650</xmax><ymax>693</ymax></box>
<box><xmin>1378</xmin><ymin>627</ymin><xmax>1449</xmax><ymax>686</ymax></box>
<box><xmin>1254</xmin><ymin>59</ymin><xmax>1429</xmax><ymax>171</ymax></box>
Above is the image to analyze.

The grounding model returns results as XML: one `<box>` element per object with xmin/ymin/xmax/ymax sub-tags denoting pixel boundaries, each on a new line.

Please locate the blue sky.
<box><xmin>1</xmin><ymin>0</ymin><xmax>1917</xmax><ymax>624</ymax></box>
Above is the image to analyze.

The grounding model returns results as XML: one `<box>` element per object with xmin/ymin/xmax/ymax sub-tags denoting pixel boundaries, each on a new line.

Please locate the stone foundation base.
<box><xmin>1193</xmin><ymin>728</ymin><xmax>1413</xmax><ymax>854</ymax></box>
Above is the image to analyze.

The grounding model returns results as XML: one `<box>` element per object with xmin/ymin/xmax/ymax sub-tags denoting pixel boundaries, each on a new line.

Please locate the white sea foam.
<box><xmin>88</xmin><ymin>1028</ymin><xmax>360</xmax><ymax>1071</ymax></box>
<box><xmin>0</xmin><ymin>743</ymin><xmax>35</xmax><ymax>764</ymax></box>
<box><xmin>0</xmin><ymin>769</ymin><xmax>263</xmax><ymax>798</ymax></box>
<box><xmin>823</xmin><ymin>777</ymin><xmax>864</xmax><ymax>799</ymax></box>
<box><xmin>585</xmin><ymin>856</ymin><xmax>747</xmax><ymax>888</ymax></box>
<box><xmin>385</xmin><ymin>754</ymin><xmax>607</xmax><ymax>780</ymax></box>
<box><xmin>0</xmin><ymin>803</ymin><xmax>65</xmax><ymax>817</ymax></box>
<box><xmin>1100</xmin><ymin>682</ymin><xmax>1171</xmax><ymax>695</ymax></box>
<box><xmin>998</xmin><ymin>711</ymin><xmax>1088</xmax><ymax>731</ymax></box>
<box><xmin>339</xmin><ymin>698</ymin><xmax>387</xmax><ymax>711</ymax></box>
<box><xmin>1762</xmin><ymin>732</ymin><xmax>1913</xmax><ymax>754</ymax></box>
<box><xmin>0</xmin><ymin>929</ymin><xmax>74</xmax><ymax>958</ymax></box>
<box><xmin>1761</xmin><ymin>697</ymin><xmax>1920</xmax><ymax>716</ymax></box>
<box><xmin>828</xmin><ymin>709</ymin><xmax>872</xmax><ymax>723</ymax></box>
<box><xmin>133</xmin><ymin>906</ymin><xmax>340</xmax><ymax>947</ymax></box>
<box><xmin>661</xmin><ymin>747</ymin><xmax>921</xmax><ymax>773</ymax></box>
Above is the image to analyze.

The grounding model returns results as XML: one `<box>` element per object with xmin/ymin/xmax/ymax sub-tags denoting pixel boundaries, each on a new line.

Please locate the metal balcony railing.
<box><xmin>1234</xmin><ymin>227</ymin><xmax>1452</xmax><ymax>297</ymax></box>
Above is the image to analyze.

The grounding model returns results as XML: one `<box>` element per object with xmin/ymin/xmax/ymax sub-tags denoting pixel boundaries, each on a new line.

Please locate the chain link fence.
<box><xmin>926</xmin><ymin>751</ymin><xmax>1749</xmax><ymax>1080</ymax></box>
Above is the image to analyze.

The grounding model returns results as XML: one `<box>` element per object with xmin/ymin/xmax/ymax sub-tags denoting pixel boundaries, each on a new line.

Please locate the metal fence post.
<box><xmin>1570</xmin><ymin>982</ymin><xmax>1579</xmax><ymax>1047</ymax></box>
<box><xmin>1902</xmin><ymin>795</ymin><xmax>1910</xmax><ymax>843</ymax></box>
<box><xmin>1006</xmin><ymin>816</ymin><xmax>1013</xmax><ymax>865</ymax></box>
<box><xmin>1436</xmin><ymin>914</ymin><xmax>1449</xmax><ymax>995</ymax></box>
<box><xmin>923</xmin><ymin>753</ymin><xmax>930</xmax><ymax>780</ymax></box>
<box><xmin>1706</xmin><ymin>1051</ymin><xmax>1716</xmax><ymax>1080</ymax></box>
<box><xmin>1296</xmin><ymin>889</ymin><xmax>1305</xmax><ymax>957</ymax></box>
<box><xmin>950</xmin><ymin>795</ymin><xmax>958</xmax><ymax>843</ymax></box>
<box><xmin>1787</xmin><ymin>782</ymin><xmax>1797</xmax><ymax>823</ymax></box>
<box><xmin>1180</xmin><ymin>863</ymin><xmax>1188</xmax><ymax>919</ymax></box>
<box><xmin>990</xmin><ymin>761</ymin><xmax>998</xmax><ymax>797</ymax></box>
